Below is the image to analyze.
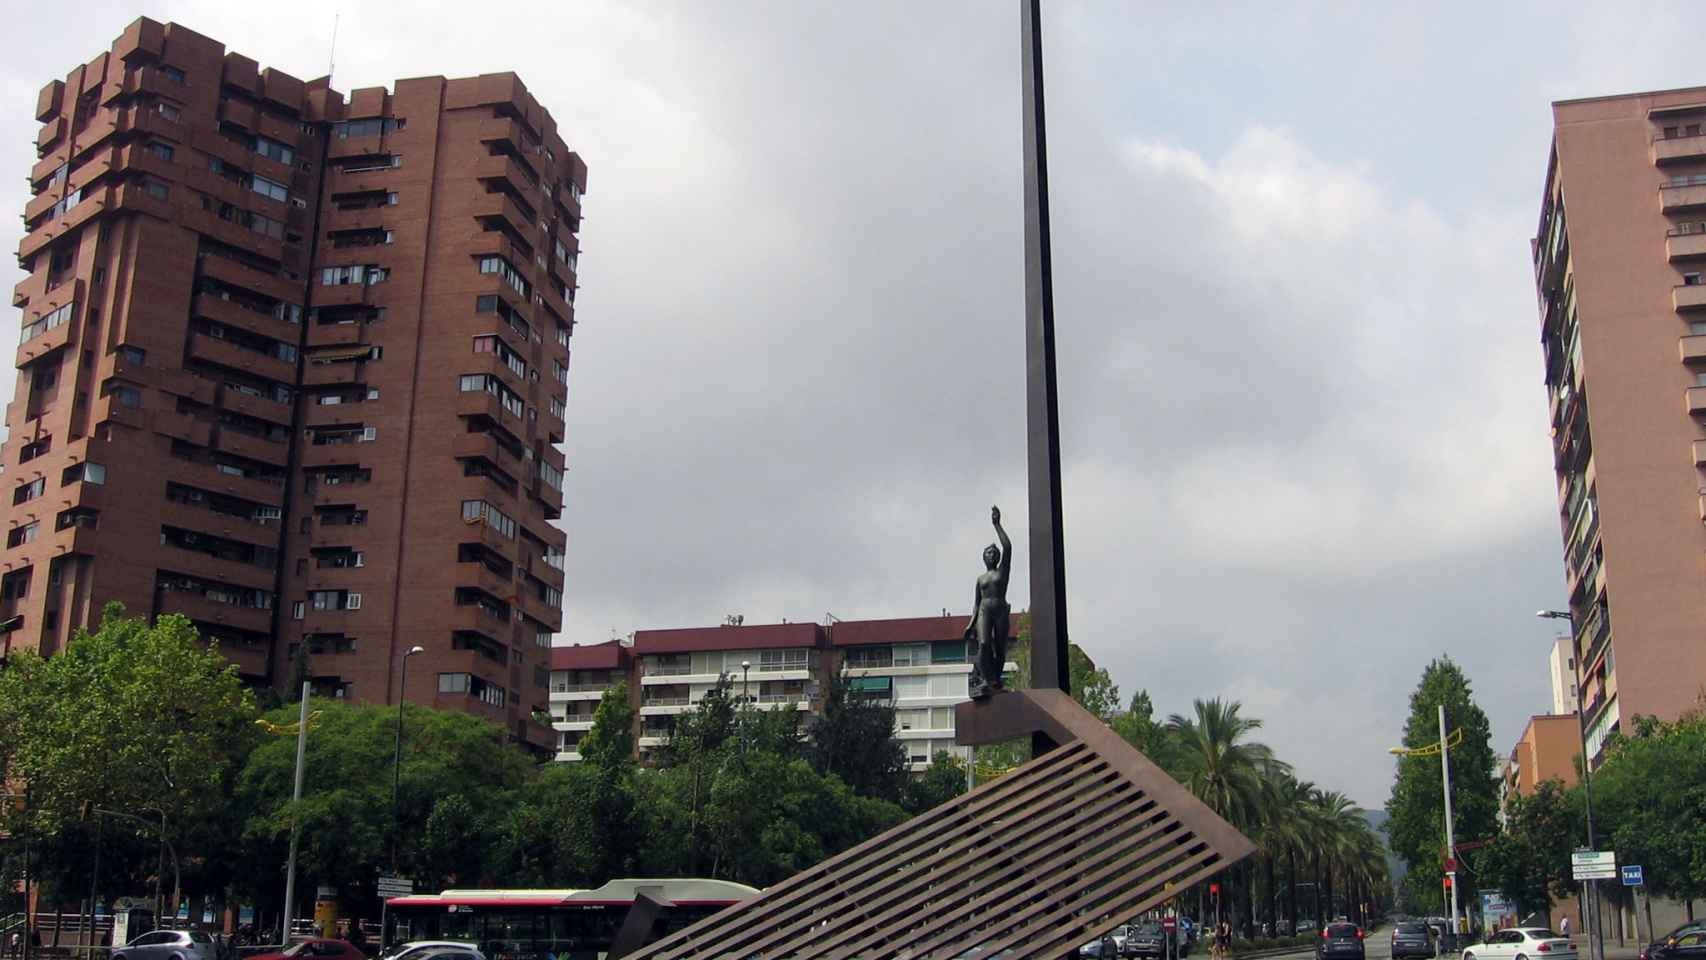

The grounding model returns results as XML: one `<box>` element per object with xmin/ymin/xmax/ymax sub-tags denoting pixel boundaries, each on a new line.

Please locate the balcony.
<box><xmin>1668</xmin><ymin>231</ymin><xmax>1706</xmax><ymax>262</ymax></box>
<box><xmin>473</xmin><ymin>190</ymin><xmax>537</xmax><ymax>240</ymax></box>
<box><xmin>308</xmin><ymin>321</ymin><xmax>368</xmax><ymax>349</ymax></box>
<box><xmin>451</xmin><ymin>432</ymin><xmax>524</xmax><ymax>473</ymax></box>
<box><xmin>553</xmin><ymin>717</ymin><xmax>596</xmax><ymax>732</ymax></box>
<box><xmin>152</xmin><ymin>410</ymin><xmax>214</xmax><ymax>447</ymax></box>
<box><xmin>301</xmin><ymin>358</ymin><xmax>364</xmax><ymax>387</ymax></box>
<box><xmin>1682</xmin><ymin>336</ymin><xmax>1706</xmax><ymax>364</ymax></box>
<box><xmin>213</xmin><ymin>428</ymin><xmax>289</xmax><ymax>467</ymax></box>
<box><xmin>159</xmin><ymin>543</ymin><xmax>275</xmax><ymax>591</ymax></box>
<box><xmin>313</xmin><ymin>281</ymin><xmax>378</xmax><ymax>309</ymax></box>
<box><xmin>188</xmin><ymin>334</ymin><xmax>295</xmax><ymax>383</ymax></box>
<box><xmin>1661</xmin><ymin>183</ymin><xmax>1706</xmax><ymax>214</ymax></box>
<box><xmin>157</xmin><ymin>592</ymin><xmax>273</xmax><ymax>634</ymax></box>
<box><xmin>475</xmin><ymin>153</ymin><xmax>544</xmax><ymax>208</ymax></box>
<box><xmin>193</xmin><ymin>294</ymin><xmax>290</xmax><ymax>340</ymax></box>
<box><xmin>1676</xmin><ymin>284</ymin><xmax>1706</xmax><ymax>312</ymax></box>
<box><xmin>218</xmin><ymin>386</ymin><xmax>293</xmax><ymax>427</ymax></box>
<box><xmin>198</xmin><ymin>253</ymin><xmax>301</xmax><ymax>304</ymax></box>
<box><xmin>298</xmin><ymin>439</ymin><xmax>369</xmax><ymax>471</ymax></box>
<box><xmin>321</xmin><ymin>204</ymin><xmax>389</xmax><ymax>234</ymax></box>
<box><xmin>1654</xmin><ymin>135</ymin><xmax>1706</xmax><ymax>165</ymax></box>
<box><xmin>1688</xmin><ymin>387</ymin><xmax>1706</xmax><ymax>415</ymax></box>
<box><xmin>210</xmin><ymin>639</ymin><xmax>270</xmax><ymax>679</ymax></box>
<box><xmin>639</xmin><ymin>697</ymin><xmax>691</xmax><ymax>716</ymax></box>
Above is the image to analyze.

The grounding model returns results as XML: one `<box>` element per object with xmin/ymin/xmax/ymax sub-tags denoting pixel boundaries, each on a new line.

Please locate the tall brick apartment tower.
<box><xmin>1534</xmin><ymin>85</ymin><xmax>1706</xmax><ymax>767</ymax></box>
<box><xmin>1</xmin><ymin>18</ymin><xmax>582</xmax><ymax>750</ymax></box>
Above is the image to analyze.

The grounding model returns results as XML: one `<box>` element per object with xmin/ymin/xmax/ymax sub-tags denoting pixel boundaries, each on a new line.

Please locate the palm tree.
<box><xmin>1168</xmin><ymin>699</ymin><xmax>1283</xmax><ymax>936</ymax></box>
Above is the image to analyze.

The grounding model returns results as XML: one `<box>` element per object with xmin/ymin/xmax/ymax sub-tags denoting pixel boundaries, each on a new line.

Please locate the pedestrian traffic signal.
<box><xmin>1442</xmin><ymin>876</ymin><xmax>1453</xmax><ymax>891</ymax></box>
<box><xmin>1210</xmin><ymin>883</ymin><xmax>1220</xmax><ymax>895</ymax></box>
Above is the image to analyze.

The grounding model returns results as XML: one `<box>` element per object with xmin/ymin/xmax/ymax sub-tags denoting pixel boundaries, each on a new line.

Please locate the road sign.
<box><xmin>1572</xmin><ymin>850</ymin><xmax>1617</xmax><ymax>880</ymax></box>
<box><xmin>1163</xmin><ymin>917</ymin><xmax>1177</xmax><ymax>932</ymax></box>
<box><xmin>1622</xmin><ymin>865</ymin><xmax>1644</xmax><ymax>887</ymax></box>
<box><xmin>377</xmin><ymin>875</ymin><xmax>414</xmax><ymax>898</ymax></box>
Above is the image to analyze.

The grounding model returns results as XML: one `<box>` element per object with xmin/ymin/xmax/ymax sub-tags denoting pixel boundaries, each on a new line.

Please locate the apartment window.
<box><xmin>458</xmin><ymin>374</ymin><xmax>523</xmax><ymax>417</ymax></box>
<box><xmin>19</xmin><ymin>437</ymin><xmax>52</xmax><ymax>463</ymax></box>
<box><xmin>142</xmin><ymin>179</ymin><xmax>170</xmax><ymax>201</ymax></box>
<box><xmin>7</xmin><ymin>523</ymin><xmax>40</xmax><ymax>548</ymax></box>
<box><xmin>461</xmin><ymin>499</ymin><xmax>517</xmax><ymax>539</ymax></box>
<box><xmin>0</xmin><ymin>568</ymin><xmax>31</xmax><ymax>600</ymax></box>
<box><xmin>549</xmin><ymin>396</ymin><xmax>565</xmax><ymax>420</ymax></box>
<box><xmin>849</xmin><ymin>676</ymin><xmax>893</xmax><ymax>701</ymax></box>
<box><xmin>251</xmin><ymin>175</ymin><xmax>289</xmax><ymax>202</ymax></box>
<box><xmin>552</xmin><ymin>359</ymin><xmax>567</xmax><ymax>386</ymax></box>
<box><xmin>13</xmin><ymin>478</ymin><xmax>46</xmax><ymax>505</ymax></box>
<box><xmin>479</xmin><ymin>255</ymin><xmax>531</xmax><ymax>298</ymax></box>
<box><xmin>321</xmin><ymin>264</ymin><xmax>388</xmax><ymax>286</ymax></box>
<box><xmin>1685</xmin><ymin>273</ymin><xmax>1703</xmax><ymax>287</ymax></box>
<box><xmin>61</xmin><ymin>462</ymin><xmax>107</xmax><ymax>486</ymax></box>
<box><xmin>556</xmin><ymin>325</ymin><xmax>570</xmax><ymax>348</ymax></box>
<box><xmin>331</xmin><ymin>117</ymin><xmax>406</xmax><ymax>139</ymax></box>
<box><xmin>438</xmin><ymin>672</ymin><xmax>469</xmax><ymax>693</ymax></box>
<box><xmin>337</xmin><ymin>154</ymin><xmax>402</xmax><ymax>173</ymax></box>
<box><xmin>471</xmin><ymin>336</ymin><xmax>527</xmax><ymax>379</ymax></box>
<box><xmin>254</xmin><ymin>136</ymin><xmax>294</xmax><ymax>165</ymax></box>
<box><xmin>1696</xmin><ymin>372</ymin><xmax>1706</xmax><ymax>388</ymax></box>
<box><xmin>21</xmin><ymin>302</ymin><xmax>75</xmax><ymax>343</ymax></box>
<box><xmin>846</xmin><ymin>646</ymin><xmax>893</xmax><ymax>669</ymax></box>
<box><xmin>537</xmin><ymin>460</ymin><xmax>563</xmax><ymax>492</ymax></box>
<box><xmin>145</xmin><ymin>141</ymin><xmax>175</xmax><ymax>162</ymax></box>
<box><xmin>158</xmin><ymin>65</ymin><xmax>186</xmax><ymax>84</ymax></box>
<box><xmin>118</xmin><ymin>346</ymin><xmax>147</xmax><ymax>366</ymax></box>
<box><xmin>292</xmin><ymin>601</ymin><xmax>305</xmax><ymax>620</ymax></box>
<box><xmin>155</xmin><ymin>101</ymin><xmax>181</xmax><ymax>122</ymax></box>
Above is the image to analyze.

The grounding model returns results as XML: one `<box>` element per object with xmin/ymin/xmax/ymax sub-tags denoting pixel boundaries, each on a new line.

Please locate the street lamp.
<box><xmin>391</xmin><ymin>645</ymin><xmax>425</xmax><ymax>870</ymax></box>
<box><xmin>1539</xmin><ymin>609</ymin><xmax>1603</xmax><ymax>960</ymax></box>
<box><xmin>1389</xmin><ymin>705</ymin><xmax>1462</xmax><ymax>944</ymax></box>
<box><xmin>741</xmin><ymin>660</ymin><xmax>751</xmax><ymax>704</ymax></box>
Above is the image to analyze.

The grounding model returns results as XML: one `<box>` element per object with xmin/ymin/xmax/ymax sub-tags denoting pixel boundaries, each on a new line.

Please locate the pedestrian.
<box><xmin>1560</xmin><ymin>916</ymin><xmax>1571</xmax><ymax>939</ymax></box>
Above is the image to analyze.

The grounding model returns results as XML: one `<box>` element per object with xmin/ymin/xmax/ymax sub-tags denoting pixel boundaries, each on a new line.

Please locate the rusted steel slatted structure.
<box><xmin>624</xmin><ymin>691</ymin><xmax>1255</xmax><ymax>959</ymax></box>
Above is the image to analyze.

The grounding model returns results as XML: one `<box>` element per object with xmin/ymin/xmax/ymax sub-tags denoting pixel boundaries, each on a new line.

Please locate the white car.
<box><xmin>1463</xmin><ymin>928</ymin><xmax>1577</xmax><ymax>960</ymax></box>
<box><xmin>375</xmin><ymin>942</ymin><xmax>485</xmax><ymax>960</ymax></box>
<box><xmin>113</xmin><ymin>930</ymin><xmax>219</xmax><ymax>960</ymax></box>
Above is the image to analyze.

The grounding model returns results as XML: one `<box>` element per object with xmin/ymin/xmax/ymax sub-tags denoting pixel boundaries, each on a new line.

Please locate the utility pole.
<box><xmin>281</xmin><ymin>683</ymin><xmax>310</xmax><ymax>944</ymax></box>
<box><xmin>1439</xmin><ymin>705</ymin><xmax>1460</xmax><ymax>940</ymax></box>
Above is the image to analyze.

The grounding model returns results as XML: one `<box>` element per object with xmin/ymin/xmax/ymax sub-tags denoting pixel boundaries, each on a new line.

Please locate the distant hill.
<box><xmin>1361</xmin><ymin>808</ymin><xmax>1407</xmax><ymax>888</ymax></box>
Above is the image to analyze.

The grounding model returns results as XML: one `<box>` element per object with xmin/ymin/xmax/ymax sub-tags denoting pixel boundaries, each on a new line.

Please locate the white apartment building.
<box><xmin>547</xmin><ymin>639</ymin><xmax>628</xmax><ymax>762</ymax></box>
<box><xmin>632</xmin><ymin>622</ymin><xmax>821</xmax><ymax>756</ymax></box>
<box><xmin>831</xmin><ymin>615</ymin><xmax>1021</xmax><ymax>771</ymax></box>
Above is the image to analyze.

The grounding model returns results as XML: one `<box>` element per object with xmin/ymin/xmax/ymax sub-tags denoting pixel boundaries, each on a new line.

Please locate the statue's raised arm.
<box><xmin>992</xmin><ymin>505</ymin><xmax>1011</xmax><ymax>584</ymax></box>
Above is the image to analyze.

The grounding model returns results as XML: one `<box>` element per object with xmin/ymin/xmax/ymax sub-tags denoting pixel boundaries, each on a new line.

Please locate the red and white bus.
<box><xmin>381</xmin><ymin>879</ymin><xmax>758</xmax><ymax>960</ymax></box>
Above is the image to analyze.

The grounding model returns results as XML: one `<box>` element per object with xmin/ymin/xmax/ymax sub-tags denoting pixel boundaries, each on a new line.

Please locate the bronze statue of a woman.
<box><xmin>965</xmin><ymin>505</ymin><xmax>1012</xmax><ymax>699</ymax></box>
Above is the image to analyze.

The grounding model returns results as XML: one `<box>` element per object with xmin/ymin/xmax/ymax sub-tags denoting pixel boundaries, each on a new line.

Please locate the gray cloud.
<box><xmin>5</xmin><ymin>1</ymin><xmax>1700</xmax><ymax>805</ymax></box>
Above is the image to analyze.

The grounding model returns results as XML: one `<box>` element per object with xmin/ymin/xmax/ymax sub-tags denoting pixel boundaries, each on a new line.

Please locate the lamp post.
<box><xmin>1388</xmin><ymin>708</ymin><xmax>1463</xmax><ymax>946</ymax></box>
<box><xmin>391</xmin><ymin>645</ymin><xmax>425</xmax><ymax>870</ymax></box>
<box><xmin>741</xmin><ymin>660</ymin><xmax>751</xmax><ymax>704</ymax></box>
<box><xmin>1539</xmin><ymin>609</ymin><xmax>1603</xmax><ymax>960</ymax></box>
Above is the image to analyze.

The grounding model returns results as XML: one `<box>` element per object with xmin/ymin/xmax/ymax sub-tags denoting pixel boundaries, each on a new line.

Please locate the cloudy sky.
<box><xmin>5</xmin><ymin>1</ymin><xmax>1699</xmax><ymax>806</ymax></box>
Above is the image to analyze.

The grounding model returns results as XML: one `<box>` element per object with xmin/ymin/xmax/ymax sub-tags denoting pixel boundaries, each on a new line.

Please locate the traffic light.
<box><xmin>1210</xmin><ymin>883</ymin><xmax>1220</xmax><ymax>895</ymax></box>
<box><xmin>1442</xmin><ymin>875</ymin><xmax>1453</xmax><ymax>891</ymax></box>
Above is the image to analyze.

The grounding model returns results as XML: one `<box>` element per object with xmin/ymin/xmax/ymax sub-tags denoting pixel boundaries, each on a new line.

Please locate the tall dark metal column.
<box><xmin>1020</xmin><ymin>0</ymin><xmax>1070</xmax><ymax>699</ymax></box>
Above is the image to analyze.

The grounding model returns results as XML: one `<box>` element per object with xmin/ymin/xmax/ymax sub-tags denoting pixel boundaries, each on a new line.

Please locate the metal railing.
<box><xmin>646</xmin><ymin>663</ymin><xmax>693</xmax><ymax>676</ymax></box>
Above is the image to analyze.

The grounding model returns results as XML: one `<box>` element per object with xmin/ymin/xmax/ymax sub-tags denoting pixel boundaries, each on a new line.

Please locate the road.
<box><xmin>1258</xmin><ymin>930</ymin><xmax>1396</xmax><ymax>960</ymax></box>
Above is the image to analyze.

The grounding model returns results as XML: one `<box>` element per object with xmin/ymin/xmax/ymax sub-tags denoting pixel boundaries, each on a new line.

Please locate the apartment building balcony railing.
<box><xmin>1676</xmin><ymin>283</ymin><xmax>1706</xmax><ymax>313</ymax></box>
<box><xmin>1653</xmin><ymin>134</ymin><xmax>1706</xmax><ymax>165</ymax></box>
<box><xmin>647</xmin><ymin>663</ymin><xmax>694</xmax><ymax>677</ymax></box>
<box><xmin>553</xmin><ymin>682</ymin><xmax>610</xmax><ymax>694</ymax></box>
<box><xmin>643</xmin><ymin>696</ymin><xmax>691</xmax><ymax>707</ymax></box>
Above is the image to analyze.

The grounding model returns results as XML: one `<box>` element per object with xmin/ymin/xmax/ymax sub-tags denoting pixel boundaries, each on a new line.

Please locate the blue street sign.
<box><xmin>1622</xmin><ymin>865</ymin><xmax>1644</xmax><ymax>886</ymax></box>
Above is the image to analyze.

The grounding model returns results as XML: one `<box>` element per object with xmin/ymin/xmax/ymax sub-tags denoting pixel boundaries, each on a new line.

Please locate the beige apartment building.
<box><xmin>1534</xmin><ymin>85</ymin><xmax>1706</xmax><ymax>767</ymax></box>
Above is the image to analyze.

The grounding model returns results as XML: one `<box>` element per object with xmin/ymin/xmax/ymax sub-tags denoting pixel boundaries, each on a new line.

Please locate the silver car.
<box><xmin>114</xmin><ymin>930</ymin><xmax>219</xmax><ymax>960</ymax></box>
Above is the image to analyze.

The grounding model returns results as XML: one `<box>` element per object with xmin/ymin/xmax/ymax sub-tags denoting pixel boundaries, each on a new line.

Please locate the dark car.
<box><xmin>1125</xmin><ymin>924</ymin><xmax>1166</xmax><ymax>959</ymax></box>
<box><xmin>1642</xmin><ymin>923</ymin><xmax>1706</xmax><ymax>960</ymax></box>
<box><xmin>1319</xmin><ymin>923</ymin><xmax>1366</xmax><ymax>960</ymax></box>
<box><xmin>1392</xmin><ymin>922</ymin><xmax>1436</xmax><ymax>960</ymax></box>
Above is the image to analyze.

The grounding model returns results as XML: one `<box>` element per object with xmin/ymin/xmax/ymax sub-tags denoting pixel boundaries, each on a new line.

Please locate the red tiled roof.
<box><xmin>632</xmin><ymin>622</ymin><xmax>824</xmax><ymax>655</ymax></box>
<box><xmin>550</xmin><ymin>640</ymin><xmax>626</xmax><ymax>670</ymax></box>
<box><xmin>828</xmin><ymin>614</ymin><xmax>1024</xmax><ymax>648</ymax></box>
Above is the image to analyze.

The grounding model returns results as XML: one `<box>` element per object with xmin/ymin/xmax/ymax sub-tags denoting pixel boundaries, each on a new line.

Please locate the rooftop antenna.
<box><xmin>326</xmin><ymin>12</ymin><xmax>340</xmax><ymax>86</ymax></box>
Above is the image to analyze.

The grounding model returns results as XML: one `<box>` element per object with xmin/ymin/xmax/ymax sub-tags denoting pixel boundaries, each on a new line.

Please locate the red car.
<box><xmin>248</xmin><ymin>940</ymin><xmax>368</xmax><ymax>960</ymax></box>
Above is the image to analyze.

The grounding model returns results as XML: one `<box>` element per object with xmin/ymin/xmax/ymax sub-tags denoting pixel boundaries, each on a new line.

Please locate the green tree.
<box><xmin>1069</xmin><ymin>644</ymin><xmax>1120</xmax><ymax>719</ymax></box>
<box><xmin>1111</xmin><ymin>689</ymin><xmax>1178</xmax><ymax>770</ymax></box>
<box><xmin>807</xmin><ymin>670</ymin><xmax>909</xmax><ymax>805</ymax></box>
<box><xmin>1384</xmin><ymin>657</ymin><xmax>1500</xmax><ymax>910</ymax></box>
<box><xmin>1591</xmin><ymin>708</ymin><xmax>1706</xmax><ymax>904</ymax></box>
<box><xmin>579</xmin><ymin>681</ymin><xmax>636</xmax><ymax>769</ymax></box>
<box><xmin>907</xmin><ymin>750</ymin><xmax>969</xmax><ymax>813</ymax></box>
<box><xmin>1477</xmin><ymin>779</ymin><xmax>1579</xmax><ymax>916</ymax></box>
<box><xmin>0</xmin><ymin>604</ymin><xmax>258</xmax><ymax>910</ymax></box>
<box><xmin>236</xmin><ymin>699</ymin><xmax>532</xmax><ymax>909</ymax></box>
